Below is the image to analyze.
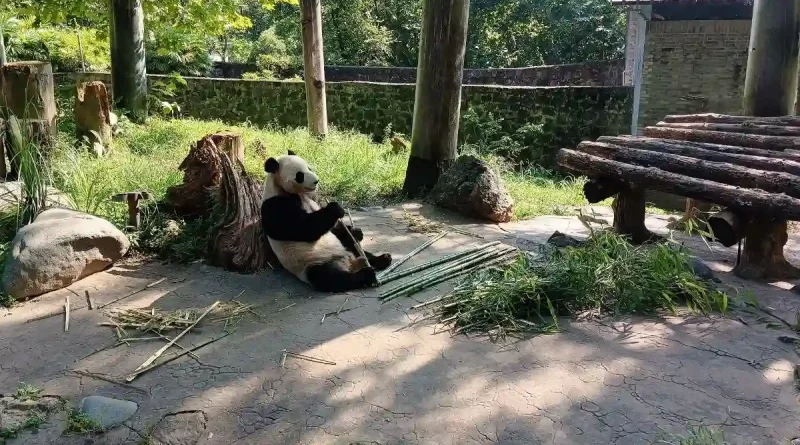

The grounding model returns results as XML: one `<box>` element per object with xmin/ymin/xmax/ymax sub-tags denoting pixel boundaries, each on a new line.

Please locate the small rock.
<box><xmin>547</xmin><ymin>231</ymin><xmax>584</xmax><ymax>248</ymax></box>
<box><xmin>79</xmin><ymin>396</ymin><xmax>138</xmax><ymax>430</ymax></box>
<box><xmin>150</xmin><ymin>411</ymin><xmax>207</xmax><ymax>445</ymax></box>
<box><xmin>778</xmin><ymin>335</ymin><xmax>800</xmax><ymax>344</ymax></box>
<box><xmin>429</xmin><ymin>155</ymin><xmax>514</xmax><ymax>223</ymax></box>
<box><xmin>2</xmin><ymin>208</ymin><xmax>130</xmax><ymax>300</ymax></box>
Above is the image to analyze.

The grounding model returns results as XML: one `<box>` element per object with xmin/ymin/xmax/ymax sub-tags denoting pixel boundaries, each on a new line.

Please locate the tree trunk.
<box><xmin>208</xmin><ymin>153</ymin><xmax>279</xmax><ymax>272</ymax></box>
<box><xmin>110</xmin><ymin>0</ymin><xmax>147</xmax><ymax>123</ymax></box>
<box><xmin>595</xmin><ymin>137</ymin><xmax>800</xmax><ymax>174</ymax></box>
<box><xmin>735</xmin><ymin>0</ymin><xmax>800</xmax><ymax>280</ymax></box>
<box><xmin>656</xmin><ymin>121</ymin><xmax>800</xmax><ymax>136</ymax></box>
<box><xmin>579</xmin><ymin>141</ymin><xmax>800</xmax><ymax>198</ymax></box>
<box><xmin>166</xmin><ymin>132</ymin><xmax>244</xmax><ymax>217</ymax></box>
<box><xmin>0</xmin><ymin>28</ymin><xmax>6</xmax><ymax>66</ymax></box>
<box><xmin>557</xmin><ymin>149</ymin><xmax>800</xmax><ymax>221</ymax></box>
<box><xmin>664</xmin><ymin>113</ymin><xmax>800</xmax><ymax>127</ymax></box>
<box><xmin>300</xmin><ymin>0</ymin><xmax>328</xmax><ymax>137</ymax></box>
<box><xmin>612</xmin><ymin>187</ymin><xmax>656</xmax><ymax>244</ymax></box>
<box><xmin>0</xmin><ymin>118</ymin><xmax>6</xmax><ymax>180</ymax></box>
<box><xmin>403</xmin><ymin>0</ymin><xmax>470</xmax><ymax>197</ymax></box>
<box><xmin>75</xmin><ymin>81</ymin><xmax>113</xmax><ymax>154</ymax></box>
<box><xmin>600</xmin><ymin>135</ymin><xmax>800</xmax><ymax>161</ymax></box>
<box><xmin>0</xmin><ymin>62</ymin><xmax>57</xmax><ymax>135</ymax></box>
<box><xmin>643</xmin><ymin>126</ymin><xmax>800</xmax><ymax>151</ymax></box>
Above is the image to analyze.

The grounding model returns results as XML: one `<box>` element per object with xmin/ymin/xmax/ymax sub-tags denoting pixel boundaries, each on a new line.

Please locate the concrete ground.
<box><xmin>1</xmin><ymin>204</ymin><xmax>799</xmax><ymax>444</ymax></box>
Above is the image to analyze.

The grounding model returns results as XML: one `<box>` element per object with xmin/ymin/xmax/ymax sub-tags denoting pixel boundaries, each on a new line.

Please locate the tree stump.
<box><xmin>0</xmin><ymin>62</ymin><xmax>57</xmax><ymax>137</ymax></box>
<box><xmin>75</xmin><ymin>81</ymin><xmax>113</xmax><ymax>154</ymax></box>
<box><xmin>165</xmin><ymin>132</ymin><xmax>244</xmax><ymax>218</ymax></box>
<box><xmin>612</xmin><ymin>187</ymin><xmax>657</xmax><ymax>244</ymax></box>
<box><xmin>208</xmin><ymin>153</ymin><xmax>279</xmax><ymax>272</ymax></box>
<box><xmin>735</xmin><ymin>220</ymin><xmax>800</xmax><ymax>280</ymax></box>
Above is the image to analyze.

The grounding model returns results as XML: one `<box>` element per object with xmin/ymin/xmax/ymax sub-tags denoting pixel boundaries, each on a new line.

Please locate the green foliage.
<box><xmin>655</xmin><ymin>426</ymin><xmax>727</xmax><ymax>445</ymax></box>
<box><xmin>66</xmin><ymin>410</ymin><xmax>103</xmax><ymax>435</ymax></box>
<box><xmin>146</xmin><ymin>31</ymin><xmax>212</xmax><ymax>76</ymax></box>
<box><xmin>434</xmin><ymin>232</ymin><xmax>729</xmax><ymax>339</ymax></box>
<box><xmin>7</xmin><ymin>24</ymin><xmax>110</xmax><ymax>71</ymax></box>
<box><xmin>14</xmin><ymin>383</ymin><xmax>43</xmax><ymax>401</ymax></box>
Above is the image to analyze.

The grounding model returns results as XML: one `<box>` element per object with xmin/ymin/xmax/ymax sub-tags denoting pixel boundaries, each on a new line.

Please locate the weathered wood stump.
<box><xmin>0</xmin><ymin>62</ymin><xmax>58</xmax><ymax>133</ymax></box>
<box><xmin>208</xmin><ymin>153</ymin><xmax>279</xmax><ymax>272</ymax></box>
<box><xmin>165</xmin><ymin>132</ymin><xmax>244</xmax><ymax>218</ymax></box>
<box><xmin>611</xmin><ymin>187</ymin><xmax>657</xmax><ymax>244</ymax></box>
<box><xmin>75</xmin><ymin>81</ymin><xmax>113</xmax><ymax>155</ymax></box>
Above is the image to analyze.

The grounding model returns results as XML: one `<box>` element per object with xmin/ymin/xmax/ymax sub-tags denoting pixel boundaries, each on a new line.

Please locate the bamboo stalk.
<box><xmin>130</xmin><ymin>301</ymin><xmax>219</xmax><ymax>374</ymax></box>
<box><xmin>125</xmin><ymin>334</ymin><xmax>229</xmax><ymax>382</ymax></box>
<box><xmin>98</xmin><ymin>277</ymin><xmax>166</xmax><ymax>309</ymax></box>
<box><xmin>380</xmin><ymin>246</ymin><xmax>517</xmax><ymax>301</ymax></box>
<box><xmin>64</xmin><ymin>296</ymin><xmax>70</xmax><ymax>332</ymax></box>
<box><xmin>377</xmin><ymin>231</ymin><xmax>449</xmax><ymax>280</ymax></box>
<box><xmin>382</xmin><ymin>250</ymin><xmax>518</xmax><ymax>303</ymax></box>
<box><xmin>285</xmin><ymin>351</ymin><xmax>336</xmax><ymax>365</ymax></box>
<box><xmin>380</xmin><ymin>245</ymin><xmax>512</xmax><ymax>298</ymax></box>
<box><xmin>379</xmin><ymin>241</ymin><xmax>500</xmax><ymax>285</ymax></box>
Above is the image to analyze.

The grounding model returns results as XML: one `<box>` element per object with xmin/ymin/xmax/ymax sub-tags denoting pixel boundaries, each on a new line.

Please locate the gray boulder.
<box><xmin>429</xmin><ymin>155</ymin><xmax>514</xmax><ymax>223</ymax></box>
<box><xmin>2</xmin><ymin>208</ymin><xmax>130</xmax><ymax>300</ymax></box>
<box><xmin>79</xmin><ymin>395</ymin><xmax>138</xmax><ymax>430</ymax></box>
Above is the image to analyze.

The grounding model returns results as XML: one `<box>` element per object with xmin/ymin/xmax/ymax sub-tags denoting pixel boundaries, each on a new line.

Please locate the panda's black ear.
<box><xmin>287</xmin><ymin>150</ymin><xmax>296</xmax><ymax>156</ymax></box>
<box><xmin>264</xmin><ymin>158</ymin><xmax>280</xmax><ymax>174</ymax></box>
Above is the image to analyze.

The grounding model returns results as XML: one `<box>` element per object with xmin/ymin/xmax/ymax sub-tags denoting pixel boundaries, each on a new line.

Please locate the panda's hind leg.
<box><xmin>306</xmin><ymin>261</ymin><xmax>377</xmax><ymax>293</ymax></box>
<box><xmin>365</xmin><ymin>251</ymin><xmax>392</xmax><ymax>271</ymax></box>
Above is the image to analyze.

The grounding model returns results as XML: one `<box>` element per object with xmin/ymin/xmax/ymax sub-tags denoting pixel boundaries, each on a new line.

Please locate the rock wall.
<box><xmin>55</xmin><ymin>73</ymin><xmax>632</xmax><ymax>167</ymax></box>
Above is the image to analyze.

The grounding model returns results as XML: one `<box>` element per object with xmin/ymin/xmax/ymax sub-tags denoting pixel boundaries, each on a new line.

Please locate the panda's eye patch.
<box><xmin>295</xmin><ymin>172</ymin><xmax>305</xmax><ymax>183</ymax></box>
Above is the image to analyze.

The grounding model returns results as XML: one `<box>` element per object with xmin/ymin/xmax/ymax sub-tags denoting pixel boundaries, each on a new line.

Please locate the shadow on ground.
<box><xmin>1</xmin><ymin>204</ymin><xmax>798</xmax><ymax>444</ymax></box>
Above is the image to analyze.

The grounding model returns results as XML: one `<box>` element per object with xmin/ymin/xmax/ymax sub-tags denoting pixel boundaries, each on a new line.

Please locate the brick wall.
<box><xmin>638</xmin><ymin>20</ymin><xmax>751</xmax><ymax>130</ymax></box>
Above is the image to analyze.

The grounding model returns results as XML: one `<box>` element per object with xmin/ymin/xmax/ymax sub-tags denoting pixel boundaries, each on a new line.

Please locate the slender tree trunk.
<box><xmin>0</xmin><ymin>27</ymin><xmax>7</xmax><ymax>66</ymax></box>
<box><xmin>110</xmin><ymin>0</ymin><xmax>147</xmax><ymax>123</ymax></box>
<box><xmin>403</xmin><ymin>0</ymin><xmax>470</xmax><ymax>197</ymax></box>
<box><xmin>735</xmin><ymin>0</ymin><xmax>800</xmax><ymax>280</ymax></box>
<box><xmin>300</xmin><ymin>0</ymin><xmax>328</xmax><ymax>137</ymax></box>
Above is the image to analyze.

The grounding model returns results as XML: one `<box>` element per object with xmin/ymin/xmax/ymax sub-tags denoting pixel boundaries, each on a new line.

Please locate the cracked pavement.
<box><xmin>1</xmin><ymin>204</ymin><xmax>799</xmax><ymax>444</ymax></box>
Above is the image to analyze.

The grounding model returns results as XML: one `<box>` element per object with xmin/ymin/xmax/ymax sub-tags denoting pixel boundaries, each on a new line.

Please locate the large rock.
<box><xmin>2</xmin><ymin>208</ymin><xmax>130</xmax><ymax>299</ymax></box>
<box><xmin>79</xmin><ymin>395</ymin><xmax>138</xmax><ymax>430</ymax></box>
<box><xmin>429</xmin><ymin>155</ymin><xmax>514</xmax><ymax>223</ymax></box>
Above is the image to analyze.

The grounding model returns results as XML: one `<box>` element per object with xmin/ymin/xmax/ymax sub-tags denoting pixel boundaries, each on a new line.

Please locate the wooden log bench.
<box><xmin>557</xmin><ymin>113</ymin><xmax>800</xmax><ymax>281</ymax></box>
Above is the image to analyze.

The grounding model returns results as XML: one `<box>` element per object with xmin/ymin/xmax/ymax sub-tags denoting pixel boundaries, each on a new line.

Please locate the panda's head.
<box><xmin>264</xmin><ymin>150</ymin><xmax>319</xmax><ymax>195</ymax></box>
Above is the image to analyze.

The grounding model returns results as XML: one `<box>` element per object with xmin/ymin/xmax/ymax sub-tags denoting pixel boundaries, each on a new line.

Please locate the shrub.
<box><xmin>8</xmin><ymin>26</ymin><xmax>110</xmax><ymax>72</ymax></box>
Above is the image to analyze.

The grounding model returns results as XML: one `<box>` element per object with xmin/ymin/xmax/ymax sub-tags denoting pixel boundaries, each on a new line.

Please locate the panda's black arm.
<box><xmin>261</xmin><ymin>196</ymin><xmax>340</xmax><ymax>242</ymax></box>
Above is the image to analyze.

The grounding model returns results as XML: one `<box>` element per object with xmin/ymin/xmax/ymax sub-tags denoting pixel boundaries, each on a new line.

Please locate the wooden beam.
<box><xmin>300</xmin><ymin>0</ymin><xmax>328</xmax><ymax>137</ymax></box>
<box><xmin>403</xmin><ymin>0</ymin><xmax>470</xmax><ymax>197</ymax></box>
<box><xmin>110</xmin><ymin>0</ymin><xmax>147</xmax><ymax>123</ymax></box>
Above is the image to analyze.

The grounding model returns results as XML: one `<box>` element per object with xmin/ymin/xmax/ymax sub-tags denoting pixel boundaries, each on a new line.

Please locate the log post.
<box><xmin>300</xmin><ymin>0</ymin><xmax>328</xmax><ymax>137</ymax></box>
<box><xmin>402</xmin><ymin>0</ymin><xmax>470</xmax><ymax>197</ymax></box>
<box><xmin>735</xmin><ymin>0</ymin><xmax>800</xmax><ymax>280</ymax></box>
<box><xmin>75</xmin><ymin>81</ymin><xmax>113</xmax><ymax>155</ymax></box>
<box><xmin>110</xmin><ymin>0</ymin><xmax>147</xmax><ymax>123</ymax></box>
<box><xmin>612</xmin><ymin>187</ymin><xmax>656</xmax><ymax>244</ymax></box>
<box><xmin>0</xmin><ymin>61</ymin><xmax>57</xmax><ymax>136</ymax></box>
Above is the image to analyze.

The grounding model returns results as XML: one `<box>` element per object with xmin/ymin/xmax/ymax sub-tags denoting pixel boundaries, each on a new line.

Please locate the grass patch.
<box><xmin>14</xmin><ymin>383</ymin><xmax>43</xmax><ymax>402</ymax></box>
<box><xmin>428</xmin><ymin>232</ymin><xmax>728</xmax><ymax>340</ymax></box>
<box><xmin>66</xmin><ymin>410</ymin><xmax>103</xmax><ymax>435</ymax></box>
<box><xmin>655</xmin><ymin>425</ymin><xmax>727</xmax><ymax>445</ymax></box>
<box><xmin>0</xmin><ymin>412</ymin><xmax>46</xmax><ymax>444</ymax></box>
<box><xmin>46</xmin><ymin>117</ymin><xmax>625</xmax><ymax>262</ymax></box>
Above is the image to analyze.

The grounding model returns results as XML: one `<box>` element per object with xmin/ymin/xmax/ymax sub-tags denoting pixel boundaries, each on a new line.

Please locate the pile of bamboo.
<box><xmin>557</xmin><ymin>113</ymin><xmax>800</xmax><ymax>236</ymax></box>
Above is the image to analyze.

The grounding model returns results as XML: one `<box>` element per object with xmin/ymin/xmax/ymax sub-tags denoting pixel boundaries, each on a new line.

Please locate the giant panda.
<box><xmin>260</xmin><ymin>150</ymin><xmax>393</xmax><ymax>292</ymax></box>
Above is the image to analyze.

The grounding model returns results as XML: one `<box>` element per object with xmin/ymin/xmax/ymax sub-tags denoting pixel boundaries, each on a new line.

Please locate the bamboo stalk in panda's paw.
<box><xmin>338</xmin><ymin>209</ymin><xmax>371</xmax><ymax>268</ymax></box>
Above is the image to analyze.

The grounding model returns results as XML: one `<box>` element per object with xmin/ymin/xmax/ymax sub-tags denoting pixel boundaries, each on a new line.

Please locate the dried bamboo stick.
<box><xmin>64</xmin><ymin>296</ymin><xmax>70</xmax><ymax>332</ymax></box>
<box><xmin>130</xmin><ymin>301</ymin><xmax>220</xmax><ymax>373</ymax></box>
<box><xmin>125</xmin><ymin>334</ymin><xmax>229</xmax><ymax>382</ymax></box>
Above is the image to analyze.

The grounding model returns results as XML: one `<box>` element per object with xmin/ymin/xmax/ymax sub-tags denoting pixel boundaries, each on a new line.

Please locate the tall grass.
<box><xmin>431</xmin><ymin>232</ymin><xmax>728</xmax><ymax>339</ymax></box>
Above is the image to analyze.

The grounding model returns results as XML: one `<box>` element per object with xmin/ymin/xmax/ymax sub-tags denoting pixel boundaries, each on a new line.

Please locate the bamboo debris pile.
<box><xmin>379</xmin><ymin>240</ymin><xmax>519</xmax><ymax>302</ymax></box>
<box><xmin>103</xmin><ymin>301</ymin><xmax>251</xmax><ymax>340</ymax></box>
<box><xmin>557</xmin><ymin>113</ymin><xmax>800</xmax><ymax>223</ymax></box>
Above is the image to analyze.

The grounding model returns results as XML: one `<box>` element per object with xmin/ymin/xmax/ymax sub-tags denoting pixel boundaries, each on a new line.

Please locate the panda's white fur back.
<box><xmin>262</xmin><ymin>168</ymin><xmax>356</xmax><ymax>283</ymax></box>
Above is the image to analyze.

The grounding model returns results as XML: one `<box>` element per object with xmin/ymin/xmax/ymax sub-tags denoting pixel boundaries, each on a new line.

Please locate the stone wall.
<box><xmin>55</xmin><ymin>73</ymin><xmax>631</xmax><ymax>167</ymax></box>
<box><xmin>638</xmin><ymin>20</ymin><xmax>751</xmax><ymax>130</ymax></box>
<box><xmin>209</xmin><ymin>60</ymin><xmax>625</xmax><ymax>86</ymax></box>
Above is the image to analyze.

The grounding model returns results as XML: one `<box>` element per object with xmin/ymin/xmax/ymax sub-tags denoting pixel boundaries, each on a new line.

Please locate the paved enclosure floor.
<box><xmin>2</xmin><ymin>204</ymin><xmax>800</xmax><ymax>444</ymax></box>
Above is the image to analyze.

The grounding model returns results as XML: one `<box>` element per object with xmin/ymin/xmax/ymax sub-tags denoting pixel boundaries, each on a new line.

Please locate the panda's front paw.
<box><xmin>361</xmin><ymin>267</ymin><xmax>378</xmax><ymax>287</ymax></box>
<box><xmin>325</xmin><ymin>202</ymin><xmax>346</xmax><ymax>219</ymax></box>
<box><xmin>350</xmin><ymin>227</ymin><xmax>364</xmax><ymax>241</ymax></box>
